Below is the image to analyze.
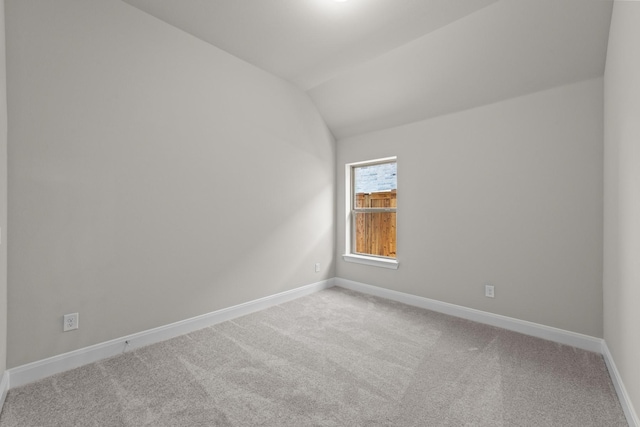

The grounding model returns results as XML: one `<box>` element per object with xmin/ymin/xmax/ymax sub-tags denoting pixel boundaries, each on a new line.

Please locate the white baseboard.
<box><xmin>335</xmin><ymin>278</ymin><xmax>604</xmax><ymax>353</ymax></box>
<box><xmin>602</xmin><ymin>342</ymin><xmax>639</xmax><ymax>427</ymax></box>
<box><xmin>7</xmin><ymin>278</ymin><xmax>335</xmax><ymax>389</ymax></box>
<box><xmin>5</xmin><ymin>276</ymin><xmax>637</xmax><ymax>427</ymax></box>
<box><xmin>335</xmin><ymin>278</ymin><xmax>640</xmax><ymax>426</ymax></box>
<box><xmin>0</xmin><ymin>371</ymin><xmax>9</xmax><ymax>410</ymax></box>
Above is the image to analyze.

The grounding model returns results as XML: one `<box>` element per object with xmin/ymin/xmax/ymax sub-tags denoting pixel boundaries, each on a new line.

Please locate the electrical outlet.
<box><xmin>315</xmin><ymin>262</ymin><xmax>320</xmax><ymax>272</ymax></box>
<box><xmin>63</xmin><ymin>313</ymin><xmax>79</xmax><ymax>332</ymax></box>
<box><xmin>485</xmin><ymin>285</ymin><xmax>495</xmax><ymax>298</ymax></box>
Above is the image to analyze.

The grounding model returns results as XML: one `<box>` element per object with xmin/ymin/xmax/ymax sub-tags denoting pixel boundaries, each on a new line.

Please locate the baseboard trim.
<box><xmin>7</xmin><ymin>276</ymin><xmax>637</xmax><ymax>427</ymax></box>
<box><xmin>335</xmin><ymin>278</ymin><xmax>604</xmax><ymax>353</ymax></box>
<box><xmin>7</xmin><ymin>278</ymin><xmax>335</xmax><ymax>389</ymax></box>
<box><xmin>335</xmin><ymin>278</ymin><xmax>640</xmax><ymax>426</ymax></box>
<box><xmin>602</xmin><ymin>342</ymin><xmax>639</xmax><ymax>427</ymax></box>
<box><xmin>0</xmin><ymin>371</ymin><xmax>9</xmax><ymax>411</ymax></box>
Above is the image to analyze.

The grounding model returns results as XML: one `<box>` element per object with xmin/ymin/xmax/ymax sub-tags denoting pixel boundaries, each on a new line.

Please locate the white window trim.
<box><xmin>342</xmin><ymin>253</ymin><xmax>399</xmax><ymax>269</ymax></box>
<box><xmin>343</xmin><ymin>157</ymin><xmax>399</xmax><ymax>270</ymax></box>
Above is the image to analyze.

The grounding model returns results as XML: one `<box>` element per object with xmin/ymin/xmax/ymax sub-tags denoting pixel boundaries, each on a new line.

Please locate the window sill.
<box><xmin>342</xmin><ymin>254</ymin><xmax>399</xmax><ymax>270</ymax></box>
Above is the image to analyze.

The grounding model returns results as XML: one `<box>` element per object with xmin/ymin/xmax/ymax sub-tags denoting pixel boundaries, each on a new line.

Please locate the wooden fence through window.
<box><xmin>355</xmin><ymin>190</ymin><xmax>396</xmax><ymax>258</ymax></box>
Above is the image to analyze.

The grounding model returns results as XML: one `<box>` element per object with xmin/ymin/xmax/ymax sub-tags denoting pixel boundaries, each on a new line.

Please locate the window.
<box><xmin>343</xmin><ymin>157</ymin><xmax>399</xmax><ymax>269</ymax></box>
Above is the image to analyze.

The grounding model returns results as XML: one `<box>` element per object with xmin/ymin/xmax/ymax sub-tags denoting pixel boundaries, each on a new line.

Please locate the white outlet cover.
<box><xmin>485</xmin><ymin>285</ymin><xmax>495</xmax><ymax>298</ymax></box>
<box><xmin>64</xmin><ymin>313</ymin><xmax>79</xmax><ymax>332</ymax></box>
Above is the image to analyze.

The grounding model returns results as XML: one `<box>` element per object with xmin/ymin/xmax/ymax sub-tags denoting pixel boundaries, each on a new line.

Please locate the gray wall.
<box><xmin>5</xmin><ymin>0</ymin><xmax>335</xmax><ymax>368</ymax></box>
<box><xmin>337</xmin><ymin>78</ymin><xmax>604</xmax><ymax>337</ymax></box>
<box><xmin>604</xmin><ymin>1</ymin><xmax>640</xmax><ymax>417</ymax></box>
<box><xmin>0</xmin><ymin>0</ymin><xmax>7</xmax><ymax>375</ymax></box>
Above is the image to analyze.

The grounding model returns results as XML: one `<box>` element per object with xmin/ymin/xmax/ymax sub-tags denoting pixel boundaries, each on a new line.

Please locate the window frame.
<box><xmin>343</xmin><ymin>157</ymin><xmax>399</xmax><ymax>270</ymax></box>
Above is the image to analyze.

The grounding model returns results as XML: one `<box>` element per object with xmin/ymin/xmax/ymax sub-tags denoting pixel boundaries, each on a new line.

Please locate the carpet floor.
<box><xmin>0</xmin><ymin>287</ymin><xmax>628</xmax><ymax>426</ymax></box>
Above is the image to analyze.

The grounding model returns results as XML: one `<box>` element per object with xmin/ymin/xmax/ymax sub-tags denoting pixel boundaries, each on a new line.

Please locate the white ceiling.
<box><xmin>122</xmin><ymin>0</ymin><xmax>613</xmax><ymax>139</ymax></box>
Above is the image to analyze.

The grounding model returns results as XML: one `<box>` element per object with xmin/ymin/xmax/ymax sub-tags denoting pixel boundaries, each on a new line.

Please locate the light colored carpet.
<box><xmin>0</xmin><ymin>287</ymin><xmax>628</xmax><ymax>426</ymax></box>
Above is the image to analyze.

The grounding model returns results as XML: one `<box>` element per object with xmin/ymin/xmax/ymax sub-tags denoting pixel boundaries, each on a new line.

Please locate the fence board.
<box><xmin>355</xmin><ymin>190</ymin><xmax>396</xmax><ymax>258</ymax></box>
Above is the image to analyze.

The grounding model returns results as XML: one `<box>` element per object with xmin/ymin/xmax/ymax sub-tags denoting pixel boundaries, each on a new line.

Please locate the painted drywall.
<box><xmin>0</xmin><ymin>0</ymin><xmax>8</xmax><ymax>374</ymax></box>
<box><xmin>337</xmin><ymin>78</ymin><xmax>604</xmax><ymax>337</ymax></box>
<box><xmin>5</xmin><ymin>0</ymin><xmax>335</xmax><ymax>368</ymax></box>
<box><xmin>604</xmin><ymin>0</ymin><xmax>640</xmax><ymax>418</ymax></box>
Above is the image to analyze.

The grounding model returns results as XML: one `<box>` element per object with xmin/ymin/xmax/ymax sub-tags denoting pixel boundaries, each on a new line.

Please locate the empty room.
<box><xmin>0</xmin><ymin>0</ymin><xmax>638</xmax><ymax>425</ymax></box>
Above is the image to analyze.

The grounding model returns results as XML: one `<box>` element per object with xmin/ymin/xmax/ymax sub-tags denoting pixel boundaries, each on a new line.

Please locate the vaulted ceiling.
<box><xmin>122</xmin><ymin>0</ymin><xmax>613</xmax><ymax>139</ymax></box>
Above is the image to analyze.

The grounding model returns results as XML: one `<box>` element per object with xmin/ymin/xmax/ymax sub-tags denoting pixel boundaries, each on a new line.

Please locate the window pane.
<box><xmin>354</xmin><ymin>211</ymin><xmax>396</xmax><ymax>258</ymax></box>
<box><xmin>352</xmin><ymin>161</ymin><xmax>397</xmax><ymax>259</ymax></box>
<box><xmin>353</xmin><ymin>162</ymin><xmax>397</xmax><ymax>206</ymax></box>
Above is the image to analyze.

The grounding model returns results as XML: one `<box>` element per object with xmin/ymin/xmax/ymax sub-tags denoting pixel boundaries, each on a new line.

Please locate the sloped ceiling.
<box><xmin>122</xmin><ymin>0</ymin><xmax>613</xmax><ymax>139</ymax></box>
